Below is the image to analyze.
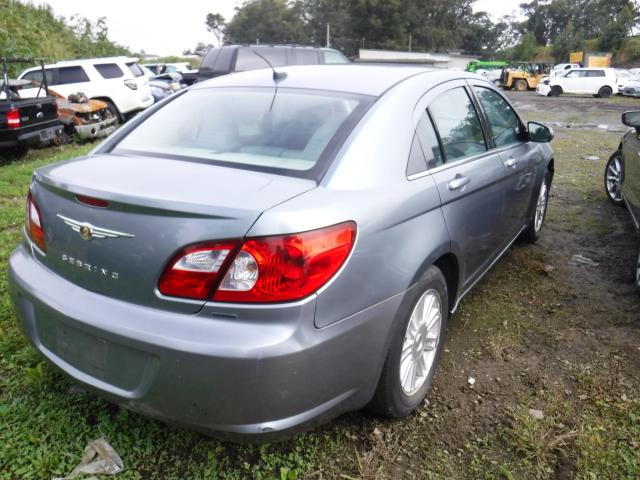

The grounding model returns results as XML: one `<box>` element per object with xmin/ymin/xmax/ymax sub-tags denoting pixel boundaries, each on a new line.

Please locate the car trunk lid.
<box><xmin>30</xmin><ymin>153</ymin><xmax>316</xmax><ymax>313</ymax></box>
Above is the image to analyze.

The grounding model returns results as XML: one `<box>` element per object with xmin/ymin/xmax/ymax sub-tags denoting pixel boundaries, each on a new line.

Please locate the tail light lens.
<box><xmin>7</xmin><ymin>108</ymin><xmax>21</xmax><ymax>129</ymax></box>
<box><xmin>26</xmin><ymin>192</ymin><xmax>47</xmax><ymax>252</ymax></box>
<box><xmin>158</xmin><ymin>242</ymin><xmax>239</xmax><ymax>299</ymax></box>
<box><xmin>158</xmin><ymin>222</ymin><xmax>356</xmax><ymax>303</ymax></box>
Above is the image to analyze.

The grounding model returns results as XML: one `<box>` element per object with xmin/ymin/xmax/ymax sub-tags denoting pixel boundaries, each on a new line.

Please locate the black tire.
<box><xmin>549</xmin><ymin>86</ymin><xmax>562</xmax><ymax>97</ymax></box>
<box><xmin>367</xmin><ymin>265</ymin><xmax>449</xmax><ymax>418</ymax></box>
<box><xmin>635</xmin><ymin>248</ymin><xmax>640</xmax><ymax>290</ymax></box>
<box><xmin>597</xmin><ymin>86</ymin><xmax>612</xmax><ymax>98</ymax></box>
<box><xmin>514</xmin><ymin>79</ymin><xmax>528</xmax><ymax>92</ymax></box>
<box><xmin>604</xmin><ymin>150</ymin><xmax>625</xmax><ymax>206</ymax></box>
<box><xmin>520</xmin><ymin>170</ymin><xmax>551</xmax><ymax>244</ymax></box>
<box><xmin>102</xmin><ymin>101</ymin><xmax>122</xmax><ymax>125</ymax></box>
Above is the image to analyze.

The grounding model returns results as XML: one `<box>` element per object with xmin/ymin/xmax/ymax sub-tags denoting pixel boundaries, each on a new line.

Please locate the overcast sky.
<box><xmin>27</xmin><ymin>0</ymin><xmax>523</xmax><ymax>56</ymax></box>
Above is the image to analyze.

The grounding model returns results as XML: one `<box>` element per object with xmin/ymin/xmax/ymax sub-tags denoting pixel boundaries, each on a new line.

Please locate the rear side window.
<box><xmin>293</xmin><ymin>49</ymin><xmax>319</xmax><ymax>65</ymax></box>
<box><xmin>201</xmin><ymin>49</ymin><xmax>220</xmax><ymax>69</ymax></box>
<box><xmin>416</xmin><ymin>113</ymin><xmax>444</xmax><ymax>168</ymax></box>
<box><xmin>474</xmin><ymin>87</ymin><xmax>522</xmax><ymax>148</ymax></box>
<box><xmin>94</xmin><ymin>63</ymin><xmax>124</xmax><ymax>79</ymax></box>
<box><xmin>53</xmin><ymin>66</ymin><xmax>90</xmax><ymax>85</ymax></box>
<box><xmin>428</xmin><ymin>87</ymin><xmax>487</xmax><ymax>162</ymax></box>
<box><xmin>323</xmin><ymin>50</ymin><xmax>349</xmax><ymax>64</ymax></box>
<box><xmin>235</xmin><ymin>48</ymin><xmax>287</xmax><ymax>72</ymax></box>
<box><xmin>126</xmin><ymin>62</ymin><xmax>144</xmax><ymax>77</ymax></box>
<box><xmin>406</xmin><ymin>134</ymin><xmax>428</xmax><ymax>176</ymax></box>
<box><xmin>113</xmin><ymin>88</ymin><xmax>372</xmax><ymax>178</ymax></box>
<box><xmin>586</xmin><ymin>70</ymin><xmax>605</xmax><ymax>77</ymax></box>
<box><xmin>213</xmin><ymin>47</ymin><xmax>235</xmax><ymax>73</ymax></box>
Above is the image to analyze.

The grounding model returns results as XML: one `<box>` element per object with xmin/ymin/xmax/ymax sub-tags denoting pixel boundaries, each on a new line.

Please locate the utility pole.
<box><xmin>409</xmin><ymin>34</ymin><xmax>412</xmax><ymax>52</ymax></box>
<box><xmin>326</xmin><ymin>23</ymin><xmax>330</xmax><ymax>48</ymax></box>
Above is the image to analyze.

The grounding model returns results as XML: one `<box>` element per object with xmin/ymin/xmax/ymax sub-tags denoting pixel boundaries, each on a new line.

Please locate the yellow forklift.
<box><xmin>500</xmin><ymin>62</ymin><xmax>553</xmax><ymax>91</ymax></box>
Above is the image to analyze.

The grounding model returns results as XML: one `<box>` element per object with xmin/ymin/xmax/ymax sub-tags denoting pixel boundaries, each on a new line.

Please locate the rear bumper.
<box><xmin>0</xmin><ymin>124</ymin><xmax>63</xmax><ymax>148</ymax></box>
<box><xmin>8</xmin><ymin>244</ymin><xmax>402</xmax><ymax>438</ymax></box>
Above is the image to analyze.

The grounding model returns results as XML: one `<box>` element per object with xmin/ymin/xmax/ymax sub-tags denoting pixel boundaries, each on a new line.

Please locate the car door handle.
<box><xmin>448</xmin><ymin>174</ymin><xmax>471</xmax><ymax>191</ymax></box>
<box><xmin>505</xmin><ymin>158</ymin><xmax>518</xmax><ymax>168</ymax></box>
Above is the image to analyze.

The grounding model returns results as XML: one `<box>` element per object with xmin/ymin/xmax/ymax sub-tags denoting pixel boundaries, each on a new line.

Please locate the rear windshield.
<box><xmin>112</xmin><ymin>87</ymin><xmax>373</xmax><ymax>178</ymax></box>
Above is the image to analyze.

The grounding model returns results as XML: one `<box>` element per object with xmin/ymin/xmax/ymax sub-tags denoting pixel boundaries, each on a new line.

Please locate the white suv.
<box><xmin>18</xmin><ymin>57</ymin><xmax>153</xmax><ymax>121</ymax></box>
<box><xmin>537</xmin><ymin>68</ymin><xmax>618</xmax><ymax>98</ymax></box>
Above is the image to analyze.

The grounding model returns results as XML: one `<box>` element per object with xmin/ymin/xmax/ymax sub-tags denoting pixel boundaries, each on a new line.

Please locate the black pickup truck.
<box><xmin>1</xmin><ymin>58</ymin><xmax>63</xmax><ymax>157</ymax></box>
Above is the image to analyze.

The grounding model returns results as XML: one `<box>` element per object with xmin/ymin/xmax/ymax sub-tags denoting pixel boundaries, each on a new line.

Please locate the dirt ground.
<box><xmin>325</xmin><ymin>92</ymin><xmax>640</xmax><ymax>479</ymax></box>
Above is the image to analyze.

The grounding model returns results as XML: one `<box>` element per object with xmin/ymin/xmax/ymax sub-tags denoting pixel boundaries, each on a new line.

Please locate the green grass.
<box><xmin>1</xmin><ymin>123</ymin><xmax>639</xmax><ymax>479</ymax></box>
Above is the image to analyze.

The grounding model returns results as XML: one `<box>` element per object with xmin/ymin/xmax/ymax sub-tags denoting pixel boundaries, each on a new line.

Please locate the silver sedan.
<box><xmin>9</xmin><ymin>64</ymin><xmax>554</xmax><ymax>439</ymax></box>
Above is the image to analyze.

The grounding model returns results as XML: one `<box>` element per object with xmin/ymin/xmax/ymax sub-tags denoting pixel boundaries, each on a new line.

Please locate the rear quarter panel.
<box><xmin>248</xmin><ymin>74</ymin><xmax>453</xmax><ymax>327</ymax></box>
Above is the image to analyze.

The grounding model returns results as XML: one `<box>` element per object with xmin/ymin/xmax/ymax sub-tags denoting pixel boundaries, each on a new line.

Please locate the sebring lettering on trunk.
<box><xmin>61</xmin><ymin>253</ymin><xmax>119</xmax><ymax>280</ymax></box>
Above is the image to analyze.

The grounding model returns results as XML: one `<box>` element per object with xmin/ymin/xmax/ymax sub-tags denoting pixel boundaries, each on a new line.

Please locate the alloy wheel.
<box><xmin>400</xmin><ymin>289</ymin><xmax>442</xmax><ymax>396</ymax></box>
<box><xmin>534</xmin><ymin>180</ymin><xmax>548</xmax><ymax>232</ymax></box>
<box><xmin>606</xmin><ymin>154</ymin><xmax>623</xmax><ymax>203</ymax></box>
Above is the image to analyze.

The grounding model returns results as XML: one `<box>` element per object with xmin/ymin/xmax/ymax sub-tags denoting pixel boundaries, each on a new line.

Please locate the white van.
<box><xmin>18</xmin><ymin>57</ymin><xmax>153</xmax><ymax>121</ymax></box>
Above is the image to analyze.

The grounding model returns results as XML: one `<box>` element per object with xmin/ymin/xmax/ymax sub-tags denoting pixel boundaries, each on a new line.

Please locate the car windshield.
<box><xmin>113</xmin><ymin>87</ymin><xmax>372</xmax><ymax>177</ymax></box>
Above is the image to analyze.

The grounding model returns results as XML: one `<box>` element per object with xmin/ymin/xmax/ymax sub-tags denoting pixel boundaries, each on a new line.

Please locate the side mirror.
<box><xmin>622</xmin><ymin>111</ymin><xmax>640</xmax><ymax>128</ymax></box>
<box><xmin>528</xmin><ymin>121</ymin><xmax>554</xmax><ymax>143</ymax></box>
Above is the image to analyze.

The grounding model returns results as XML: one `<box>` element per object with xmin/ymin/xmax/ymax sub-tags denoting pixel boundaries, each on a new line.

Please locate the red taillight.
<box><xmin>7</xmin><ymin>108</ymin><xmax>21</xmax><ymax>129</ymax></box>
<box><xmin>158</xmin><ymin>222</ymin><xmax>356</xmax><ymax>302</ymax></box>
<box><xmin>158</xmin><ymin>241</ymin><xmax>239</xmax><ymax>299</ymax></box>
<box><xmin>26</xmin><ymin>192</ymin><xmax>47</xmax><ymax>252</ymax></box>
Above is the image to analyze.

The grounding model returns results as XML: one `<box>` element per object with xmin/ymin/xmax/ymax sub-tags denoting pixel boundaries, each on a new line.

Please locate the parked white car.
<box><xmin>536</xmin><ymin>68</ymin><xmax>618</xmax><ymax>98</ymax></box>
<box><xmin>621</xmin><ymin>79</ymin><xmax>640</xmax><ymax>97</ymax></box>
<box><xmin>551</xmin><ymin>63</ymin><xmax>580</xmax><ymax>76</ymax></box>
<box><xmin>18</xmin><ymin>57</ymin><xmax>153</xmax><ymax>121</ymax></box>
<box><xmin>614</xmin><ymin>69</ymin><xmax>638</xmax><ymax>93</ymax></box>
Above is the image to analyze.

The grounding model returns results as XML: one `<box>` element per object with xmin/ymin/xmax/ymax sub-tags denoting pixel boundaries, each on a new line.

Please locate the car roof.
<box><xmin>193</xmin><ymin>64</ymin><xmax>470</xmax><ymax>97</ymax></box>
<box><xmin>223</xmin><ymin>44</ymin><xmax>340</xmax><ymax>51</ymax></box>
<box><xmin>570</xmin><ymin>67</ymin><xmax>613</xmax><ymax>70</ymax></box>
<box><xmin>21</xmin><ymin>57</ymin><xmax>139</xmax><ymax>72</ymax></box>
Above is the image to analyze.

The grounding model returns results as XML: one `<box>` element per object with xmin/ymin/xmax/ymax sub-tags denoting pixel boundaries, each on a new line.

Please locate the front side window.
<box><xmin>566</xmin><ymin>70</ymin><xmax>586</xmax><ymax>78</ymax></box>
<box><xmin>474</xmin><ymin>87</ymin><xmax>522</xmax><ymax>148</ymax></box>
<box><xmin>235</xmin><ymin>48</ymin><xmax>286</xmax><ymax>72</ymax></box>
<box><xmin>94</xmin><ymin>63</ymin><xmax>124</xmax><ymax>79</ymax></box>
<box><xmin>428</xmin><ymin>87</ymin><xmax>487</xmax><ymax>162</ymax></box>
<box><xmin>113</xmin><ymin>87</ymin><xmax>372</xmax><ymax>177</ymax></box>
<box><xmin>22</xmin><ymin>69</ymin><xmax>54</xmax><ymax>86</ymax></box>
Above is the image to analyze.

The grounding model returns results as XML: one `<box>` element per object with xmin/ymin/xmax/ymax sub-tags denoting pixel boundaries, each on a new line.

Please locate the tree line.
<box><xmin>1</xmin><ymin>1</ymin><xmax>129</xmax><ymax>75</ymax></box>
<box><xmin>198</xmin><ymin>0</ymin><xmax>640</xmax><ymax>62</ymax></box>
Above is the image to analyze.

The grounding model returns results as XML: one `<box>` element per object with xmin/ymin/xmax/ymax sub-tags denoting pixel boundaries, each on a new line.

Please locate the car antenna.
<box><xmin>252</xmin><ymin>50</ymin><xmax>287</xmax><ymax>81</ymax></box>
<box><xmin>252</xmin><ymin>50</ymin><xmax>286</xmax><ymax>112</ymax></box>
